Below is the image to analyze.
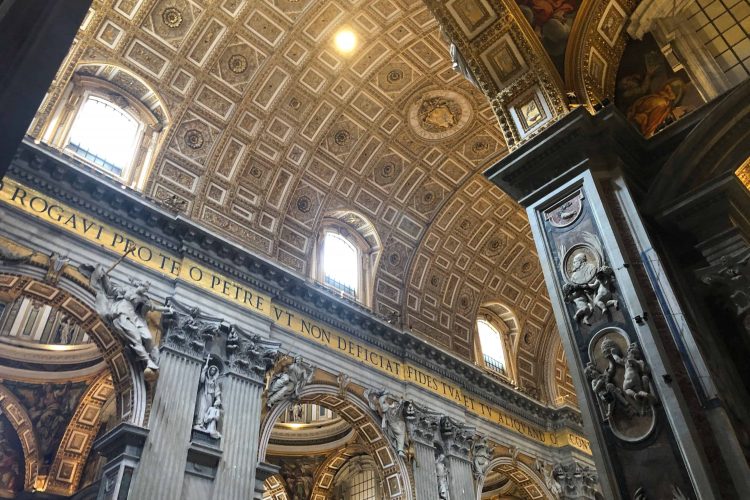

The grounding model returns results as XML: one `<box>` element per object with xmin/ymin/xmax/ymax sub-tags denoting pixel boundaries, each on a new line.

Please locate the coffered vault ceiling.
<box><xmin>30</xmin><ymin>0</ymin><xmax>574</xmax><ymax>400</ymax></box>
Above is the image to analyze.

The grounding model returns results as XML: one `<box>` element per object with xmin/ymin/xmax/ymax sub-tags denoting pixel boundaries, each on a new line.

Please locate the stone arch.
<box><xmin>544</xmin><ymin>335</ymin><xmax>579</xmax><ymax>408</ymax></box>
<box><xmin>262</xmin><ymin>474</ymin><xmax>289</xmax><ymax>500</ymax></box>
<box><xmin>259</xmin><ymin>383</ymin><xmax>414</xmax><ymax>500</ymax></box>
<box><xmin>565</xmin><ymin>0</ymin><xmax>636</xmax><ymax>111</ymax></box>
<box><xmin>309</xmin><ymin>442</ymin><xmax>372</xmax><ymax>499</ymax></box>
<box><xmin>476</xmin><ymin>456</ymin><xmax>554</xmax><ymax>500</ymax></box>
<box><xmin>45</xmin><ymin>370</ymin><xmax>114</xmax><ymax>496</ymax></box>
<box><xmin>0</xmin><ymin>384</ymin><xmax>40</xmax><ymax>491</ymax></box>
<box><xmin>0</xmin><ymin>272</ymin><xmax>147</xmax><ymax>426</ymax></box>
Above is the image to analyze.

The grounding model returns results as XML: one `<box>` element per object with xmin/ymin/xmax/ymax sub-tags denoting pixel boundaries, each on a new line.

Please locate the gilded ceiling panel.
<box><xmin>30</xmin><ymin>0</ymin><xmax>566</xmax><ymax>401</ymax></box>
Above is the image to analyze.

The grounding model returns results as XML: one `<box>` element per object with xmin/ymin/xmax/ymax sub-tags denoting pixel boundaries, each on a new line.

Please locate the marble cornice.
<box><xmin>7</xmin><ymin>138</ymin><xmax>583</xmax><ymax>432</ymax></box>
<box><xmin>484</xmin><ymin>104</ymin><xmax>713</xmax><ymax>207</ymax></box>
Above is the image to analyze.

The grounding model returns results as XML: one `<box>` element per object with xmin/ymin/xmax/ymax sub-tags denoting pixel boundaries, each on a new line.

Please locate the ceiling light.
<box><xmin>334</xmin><ymin>28</ymin><xmax>357</xmax><ymax>54</ymax></box>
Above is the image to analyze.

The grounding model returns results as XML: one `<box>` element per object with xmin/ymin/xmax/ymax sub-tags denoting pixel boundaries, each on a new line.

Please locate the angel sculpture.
<box><xmin>365</xmin><ymin>389</ymin><xmax>411</xmax><ymax>458</ymax></box>
<box><xmin>86</xmin><ymin>249</ymin><xmax>172</xmax><ymax>373</ymax></box>
<box><xmin>266</xmin><ymin>355</ymin><xmax>314</xmax><ymax>408</ymax></box>
<box><xmin>560</xmin><ymin>232</ymin><xmax>619</xmax><ymax>325</ymax></box>
<box><xmin>471</xmin><ymin>436</ymin><xmax>493</xmax><ymax>480</ymax></box>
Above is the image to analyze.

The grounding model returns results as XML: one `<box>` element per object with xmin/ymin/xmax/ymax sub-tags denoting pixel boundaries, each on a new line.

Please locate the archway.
<box><xmin>476</xmin><ymin>456</ymin><xmax>554</xmax><ymax>500</ymax></box>
<box><xmin>0</xmin><ymin>271</ymin><xmax>145</xmax><ymax>425</ymax></box>
<box><xmin>259</xmin><ymin>383</ymin><xmax>414</xmax><ymax>500</ymax></box>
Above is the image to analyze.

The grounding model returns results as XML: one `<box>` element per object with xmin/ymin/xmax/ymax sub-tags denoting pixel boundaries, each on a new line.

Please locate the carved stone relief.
<box><xmin>586</xmin><ymin>329</ymin><xmax>656</xmax><ymax>441</ymax></box>
<box><xmin>470</xmin><ymin>435</ymin><xmax>492</xmax><ymax>481</ymax></box>
<box><xmin>560</xmin><ymin>232</ymin><xmax>620</xmax><ymax>326</ymax></box>
<box><xmin>545</xmin><ymin>191</ymin><xmax>584</xmax><ymax>228</ymax></box>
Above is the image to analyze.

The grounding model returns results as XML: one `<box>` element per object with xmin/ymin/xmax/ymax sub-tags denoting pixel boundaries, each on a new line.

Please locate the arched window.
<box><xmin>67</xmin><ymin>95</ymin><xmax>140</xmax><ymax>177</ymax></box>
<box><xmin>477</xmin><ymin>319</ymin><xmax>506</xmax><ymax>374</ymax></box>
<box><xmin>36</xmin><ymin>68</ymin><xmax>167</xmax><ymax>189</ymax></box>
<box><xmin>474</xmin><ymin>303</ymin><xmax>518</xmax><ymax>382</ymax></box>
<box><xmin>332</xmin><ymin>455</ymin><xmax>381</xmax><ymax>500</ymax></box>
<box><xmin>323</xmin><ymin>232</ymin><xmax>359</xmax><ymax>297</ymax></box>
<box><xmin>314</xmin><ymin>213</ymin><xmax>381</xmax><ymax>308</ymax></box>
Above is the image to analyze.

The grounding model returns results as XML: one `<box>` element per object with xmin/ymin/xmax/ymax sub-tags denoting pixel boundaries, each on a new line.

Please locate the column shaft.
<box><xmin>445</xmin><ymin>455</ymin><xmax>473</xmax><ymax>500</ymax></box>
<box><xmin>211</xmin><ymin>375</ymin><xmax>264</xmax><ymax>500</ymax></box>
<box><xmin>129</xmin><ymin>350</ymin><xmax>202</xmax><ymax>499</ymax></box>
<box><xmin>412</xmin><ymin>441</ymin><xmax>439</xmax><ymax>500</ymax></box>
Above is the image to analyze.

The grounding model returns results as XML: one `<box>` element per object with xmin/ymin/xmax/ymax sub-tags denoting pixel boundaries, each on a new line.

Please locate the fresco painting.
<box><xmin>615</xmin><ymin>34</ymin><xmax>705</xmax><ymax>138</ymax></box>
<box><xmin>517</xmin><ymin>0</ymin><xmax>582</xmax><ymax>75</ymax></box>
<box><xmin>0</xmin><ymin>415</ymin><xmax>23</xmax><ymax>498</ymax></box>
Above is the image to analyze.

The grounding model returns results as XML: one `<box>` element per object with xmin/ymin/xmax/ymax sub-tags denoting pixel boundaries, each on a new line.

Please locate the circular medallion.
<box><xmin>387</xmin><ymin>69</ymin><xmax>403</xmax><ymax>83</ymax></box>
<box><xmin>184</xmin><ymin>129</ymin><xmax>204</xmax><ymax>149</ymax></box>
<box><xmin>296</xmin><ymin>196</ymin><xmax>311</xmax><ymax>213</ymax></box>
<box><xmin>228</xmin><ymin>54</ymin><xmax>248</xmax><ymax>74</ymax></box>
<box><xmin>563</xmin><ymin>244</ymin><xmax>601</xmax><ymax>285</ymax></box>
<box><xmin>333</xmin><ymin>130</ymin><xmax>350</xmax><ymax>145</ymax></box>
<box><xmin>162</xmin><ymin>7</ymin><xmax>183</xmax><ymax>28</ymax></box>
<box><xmin>408</xmin><ymin>90</ymin><xmax>472</xmax><ymax>140</ymax></box>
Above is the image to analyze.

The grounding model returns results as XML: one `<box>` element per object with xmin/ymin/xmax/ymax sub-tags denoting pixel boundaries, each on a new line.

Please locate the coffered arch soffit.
<box><xmin>24</xmin><ymin>0</ymin><xmax>620</xmax><ymax>399</ymax></box>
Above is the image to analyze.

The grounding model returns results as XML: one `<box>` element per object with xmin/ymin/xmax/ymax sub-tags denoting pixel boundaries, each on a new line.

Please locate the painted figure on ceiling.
<box><xmin>0</xmin><ymin>419</ymin><xmax>20</xmax><ymax>495</ymax></box>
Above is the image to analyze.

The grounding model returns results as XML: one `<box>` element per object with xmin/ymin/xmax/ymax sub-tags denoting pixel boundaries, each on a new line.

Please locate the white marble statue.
<box><xmin>89</xmin><ymin>259</ymin><xmax>171</xmax><ymax>372</ymax></box>
<box><xmin>471</xmin><ymin>436</ymin><xmax>492</xmax><ymax>480</ymax></box>
<box><xmin>436</xmin><ymin>452</ymin><xmax>450</xmax><ymax>500</ymax></box>
<box><xmin>365</xmin><ymin>390</ymin><xmax>409</xmax><ymax>458</ymax></box>
<box><xmin>266</xmin><ymin>355</ymin><xmax>314</xmax><ymax>408</ymax></box>
<box><xmin>194</xmin><ymin>356</ymin><xmax>223</xmax><ymax>437</ymax></box>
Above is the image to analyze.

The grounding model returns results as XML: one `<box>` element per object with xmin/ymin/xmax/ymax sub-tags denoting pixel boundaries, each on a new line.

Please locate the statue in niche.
<box><xmin>560</xmin><ymin>233</ymin><xmax>619</xmax><ymax>326</ymax></box>
<box><xmin>266</xmin><ymin>355</ymin><xmax>314</xmax><ymax>408</ymax></box>
<box><xmin>194</xmin><ymin>356</ymin><xmax>223</xmax><ymax>439</ymax></box>
<box><xmin>84</xmin><ymin>249</ymin><xmax>171</xmax><ymax>374</ymax></box>
<box><xmin>471</xmin><ymin>435</ymin><xmax>493</xmax><ymax>480</ymax></box>
<box><xmin>364</xmin><ymin>389</ymin><xmax>412</xmax><ymax>458</ymax></box>
<box><xmin>435</xmin><ymin>452</ymin><xmax>450</xmax><ymax>500</ymax></box>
